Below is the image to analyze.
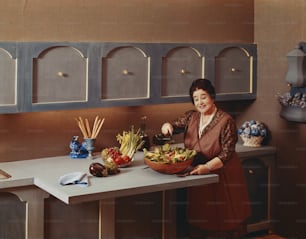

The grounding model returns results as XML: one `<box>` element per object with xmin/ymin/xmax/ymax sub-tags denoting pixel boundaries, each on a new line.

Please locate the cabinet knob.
<box><xmin>230</xmin><ymin>67</ymin><xmax>239</xmax><ymax>72</ymax></box>
<box><xmin>57</xmin><ymin>71</ymin><xmax>68</xmax><ymax>77</ymax></box>
<box><xmin>180</xmin><ymin>69</ymin><xmax>186</xmax><ymax>74</ymax></box>
<box><xmin>122</xmin><ymin>69</ymin><xmax>129</xmax><ymax>75</ymax></box>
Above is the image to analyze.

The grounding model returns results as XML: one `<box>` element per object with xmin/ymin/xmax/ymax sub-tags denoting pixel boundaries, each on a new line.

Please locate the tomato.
<box><xmin>122</xmin><ymin>155</ymin><xmax>131</xmax><ymax>163</ymax></box>
<box><xmin>114</xmin><ymin>156</ymin><xmax>124</xmax><ymax>165</ymax></box>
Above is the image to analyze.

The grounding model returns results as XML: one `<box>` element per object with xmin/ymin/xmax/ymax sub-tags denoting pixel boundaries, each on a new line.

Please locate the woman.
<box><xmin>161</xmin><ymin>79</ymin><xmax>251</xmax><ymax>239</ymax></box>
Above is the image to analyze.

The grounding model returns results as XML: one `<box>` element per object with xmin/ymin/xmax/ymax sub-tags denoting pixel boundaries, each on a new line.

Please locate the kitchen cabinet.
<box><xmin>0</xmin><ymin>42</ymin><xmax>257</xmax><ymax>113</ymax></box>
<box><xmin>99</xmin><ymin>43</ymin><xmax>151</xmax><ymax>107</ymax></box>
<box><xmin>0</xmin><ymin>192</ymin><xmax>25</xmax><ymax>239</ymax></box>
<box><xmin>213</xmin><ymin>45</ymin><xmax>257</xmax><ymax>101</ymax></box>
<box><xmin>237</xmin><ymin>144</ymin><xmax>277</xmax><ymax>233</ymax></box>
<box><xmin>23</xmin><ymin>42</ymin><xmax>91</xmax><ymax>112</ymax></box>
<box><xmin>0</xmin><ymin>43</ymin><xmax>22</xmax><ymax>114</ymax></box>
<box><xmin>161</xmin><ymin>46</ymin><xmax>204</xmax><ymax>98</ymax></box>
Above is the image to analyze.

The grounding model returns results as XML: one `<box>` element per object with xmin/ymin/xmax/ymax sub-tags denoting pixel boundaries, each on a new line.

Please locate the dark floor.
<box><xmin>245</xmin><ymin>231</ymin><xmax>285</xmax><ymax>239</ymax></box>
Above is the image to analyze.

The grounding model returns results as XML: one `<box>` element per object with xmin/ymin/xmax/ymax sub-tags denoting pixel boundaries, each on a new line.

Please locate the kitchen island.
<box><xmin>0</xmin><ymin>143</ymin><xmax>277</xmax><ymax>238</ymax></box>
<box><xmin>0</xmin><ymin>150</ymin><xmax>219</xmax><ymax>239</ymax></box>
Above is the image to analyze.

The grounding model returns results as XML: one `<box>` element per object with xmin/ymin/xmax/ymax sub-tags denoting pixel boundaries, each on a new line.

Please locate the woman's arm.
<box><xmin>218</xmin><ymin>117</ymin><xmax>238</xmax><ymax>163</ymax></box>
<box><xmin>161</xmin><ymin>110</ymin><xmax>195</xmax><ymax>136</ymax></box>
<box><xmin>190</xmin><ymin>117</ymin><xmax>238</xmax><ymax>175</ymax></box>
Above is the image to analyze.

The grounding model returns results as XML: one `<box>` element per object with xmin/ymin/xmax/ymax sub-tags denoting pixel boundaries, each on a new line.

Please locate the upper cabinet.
<box><xmin>23</xmin><ymin>43</ymin><xmax>90</xmax><ymax>112</ymax></box>
<box><xmin>0</xmin><ymin>43</ymin><xmax>21</xmax><ymax>114</ymax></box>
<box><xmin>0</xmin><ymin>42</ymin><xmax>257</xmax><ymax>113</ymax></box>
<box><xmin>99</xmin><ymin>44</ymin><xmax>151</xmax><ymax>107</ymax></box>
<box><xmin>214</xmin><ymin>46</ymin><xmax>256</xmax><ymax>100</ymax></box>
<box><xmin>161</xmin><ymin>46</ymin><xmax>204</xmax><ymax>98</ymax></box>
<box><xmin>32</xmin><ymin>46</ymin><xmax>87</xmax><ymax>104</ymax></box>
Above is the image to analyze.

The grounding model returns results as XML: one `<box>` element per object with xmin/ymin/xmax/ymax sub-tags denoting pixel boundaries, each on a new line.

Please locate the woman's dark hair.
<box><xmin>189</xmin><ymin>78</ymin><xmax>216</xmax><ymax>104</ymax></box>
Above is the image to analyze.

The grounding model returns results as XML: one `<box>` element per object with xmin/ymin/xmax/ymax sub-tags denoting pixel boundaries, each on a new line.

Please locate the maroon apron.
<box><xmin>184</xmin><ymin>111</ymin><xmax>251</xmax><ymax>232</ymax></box>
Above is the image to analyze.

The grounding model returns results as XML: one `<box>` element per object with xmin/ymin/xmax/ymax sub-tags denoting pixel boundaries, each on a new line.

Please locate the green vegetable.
<box><xmin>116</xmin><ymin>126</ymin><xmax>145</xmax><ymax>158</ymax></box>
<box><xmin>143</xmin><ymin>144</ymin><xmax>196</xmax><ymax>164</ymax></box>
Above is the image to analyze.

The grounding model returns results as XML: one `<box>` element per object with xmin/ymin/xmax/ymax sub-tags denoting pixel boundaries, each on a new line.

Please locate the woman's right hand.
<box><xmin>161</xmin><ymin>123</ymin><xmax>173</xmax><ymax>136</ymax></box>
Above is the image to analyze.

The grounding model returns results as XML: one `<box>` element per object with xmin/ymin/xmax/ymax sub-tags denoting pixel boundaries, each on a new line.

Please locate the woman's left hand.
<box><xmin>190</xmin><ymin>164</ymin><xmax>211</xmax><ymax>175</ymax></box>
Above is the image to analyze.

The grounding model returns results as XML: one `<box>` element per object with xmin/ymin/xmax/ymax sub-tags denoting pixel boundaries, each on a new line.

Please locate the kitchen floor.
<box><xmin>245</xmin><ymin>232</ymin><xmax>285</xmax><ymax>239</ymax></box>
<box><xmin>248</xmin><ymin>235</ymin><xmax>285</xmax><ymax>239</ymax></box>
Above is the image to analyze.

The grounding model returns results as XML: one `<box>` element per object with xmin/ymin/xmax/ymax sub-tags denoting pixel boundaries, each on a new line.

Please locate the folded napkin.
<box><xmin>59</xmin><ymin>172</ymin><xmax>88</xmax><ymax>187</ymax></box>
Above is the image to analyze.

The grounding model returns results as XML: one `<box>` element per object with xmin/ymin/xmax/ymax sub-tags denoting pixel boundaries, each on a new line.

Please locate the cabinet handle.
<box><xmin>230</xmin><ymin>67</ymin><xmax>240</xmax><ymax>72</ymax></box>
<box><xmin>248</xmin><ymin>169</ymin><xmax>254</xmax><ymax>174</ymax></box>
<box><xmin>57</xmin><ymin>71</ymin><xmax>68</xmax><ymax>77</ymax></box>
<box><xmin>122</xmin><ymin>69</ymin><xmax>129</xmax><ymax>75</ymax></box>
<box><xmin>180</xmin><ymin>69</ymin><xmax>187</xmax><ymax>74</ymax></box>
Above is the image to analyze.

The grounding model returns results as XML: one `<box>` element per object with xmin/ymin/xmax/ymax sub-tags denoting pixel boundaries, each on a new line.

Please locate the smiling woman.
<box><xmin>160</xmin><ymin>79</ymin><xmax>251</xmax><ymax>239</ymax></box>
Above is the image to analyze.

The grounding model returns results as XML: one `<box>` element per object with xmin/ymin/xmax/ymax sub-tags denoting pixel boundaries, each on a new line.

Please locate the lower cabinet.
<box><xmin>240</xmin><ymin>150</ymin><xmax>276</xmax><ymax>234</ymax></box>
<box><xmin>0</xmin><ymin>192</ymin><xmax>25</xmax><ymax>239</ymax></box>
<box><xmin>175</xmin><ymin>146</ymin><xmax>277</xmax><ymax>237</ymax></box>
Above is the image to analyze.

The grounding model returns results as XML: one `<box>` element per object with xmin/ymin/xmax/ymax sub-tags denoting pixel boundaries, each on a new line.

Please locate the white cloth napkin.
<box><xmin>59</xmin><ymin>172</ymin><xmax>88</xmax><ymax>187</ymax></box>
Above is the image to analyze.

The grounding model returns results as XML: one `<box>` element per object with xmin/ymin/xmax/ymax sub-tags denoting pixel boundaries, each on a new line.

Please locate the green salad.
<box><xmin>143</xmin><ymin>144</ymin><xmax>196</xmax><ymax>164</ymax></box>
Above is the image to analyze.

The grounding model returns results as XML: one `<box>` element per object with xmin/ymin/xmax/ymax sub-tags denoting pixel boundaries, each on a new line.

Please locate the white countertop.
<box><xmin>0</xmin><ymin>151</ymin><xmax>219</xmax><ymax>204</ymax></box>
<box><xmin>0</xmin><ymin>144</ymin><xmax>276</xmax><ymax>204</ymax></box>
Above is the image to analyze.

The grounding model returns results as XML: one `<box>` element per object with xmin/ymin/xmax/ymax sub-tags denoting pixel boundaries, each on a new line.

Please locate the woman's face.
<box><xmin>192</xmin><ymin>88</ymin><xmax>215</xmax><ymax>115</ymax></box>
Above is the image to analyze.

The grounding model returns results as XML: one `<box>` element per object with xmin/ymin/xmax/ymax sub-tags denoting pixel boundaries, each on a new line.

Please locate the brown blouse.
<box><xmin>171</xmin><ymin>109</ymin><xmax>238</xmax><ymax>164</ymax></box>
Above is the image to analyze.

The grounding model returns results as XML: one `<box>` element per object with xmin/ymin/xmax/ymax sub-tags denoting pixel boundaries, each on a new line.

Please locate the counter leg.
<box><xmin>8</xmin><ymin>186</ymin><xmax>49</xmax><ymax>239</ymax></box>
<box><xmin>99</xmin><ymin>198</ymin><xmax>115</xmax><ymax>239</ymax></box>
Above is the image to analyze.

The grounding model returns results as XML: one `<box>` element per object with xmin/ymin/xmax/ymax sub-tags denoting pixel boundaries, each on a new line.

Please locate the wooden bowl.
<box><xmin>144</xmin><ymin>157</ymin><xmax>193</xmax><ymax>174</ymax></box>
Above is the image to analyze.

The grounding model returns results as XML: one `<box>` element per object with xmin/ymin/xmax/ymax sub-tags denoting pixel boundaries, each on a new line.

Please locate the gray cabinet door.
<box><xmin>0</xmin><ymin>192</ymin><xmax>26</xmax><ymax>239</ymax></box>
<box><xmin>33</xmin><ymin>46</ymin><xmax>87</xmax><ymax>104</ymax></box>
<box><xmin>23</xmin><ymin>43</ymin><xmax>90</xmax><ymax>112</ymax></box>
<box><xmin>101</xmin><ymin>46</ymin><xmax>150</xmax><ymax>101</ymax></box>
<box><xmin>0</xmin><ymin>44</ymin><xmax>21</xmax><ymax>113</ymax></box>
<box><xmin>214</xmin><ymin>46</ymin><xmax>256</xmax><ymax>100</ymax></box>
<box><xmin>161</xmin><ymin>46</ymin><xmax>204</xmax><ymax>98</ymax></box>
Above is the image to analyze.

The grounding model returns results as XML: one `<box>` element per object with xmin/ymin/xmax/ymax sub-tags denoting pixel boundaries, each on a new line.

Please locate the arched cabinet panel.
<box><xmin>101</xmin><ymin>46</ymin><xmax>150</xmax><ymax>101</ymax></box>
<box><xmin>161</xmin><ymin>46</ymin><xmax>204</xmax><ymax>97</ymax></box>
<box><xmin>215</xmin><ymin>47</ymin><xmax>255</xmax><ymax>100</ymax></box>
<box><xmin>0</xmin><ymin>192</ymin><xmax>26</xmax><ymax>238</ymax></box>
<box><xmin>0</xmin><ymin>49</ymin><xmax>16</xmax><ymax>105</ymax></box>
<box><xmin>0</xmin><ymin>44</ymin><xmax>20</xmax><ymax>114</ymax></box>
<box><xmin>33</xmin><ymin>46</ymin><xmax>88</xmax><ymax>104</ymax></box>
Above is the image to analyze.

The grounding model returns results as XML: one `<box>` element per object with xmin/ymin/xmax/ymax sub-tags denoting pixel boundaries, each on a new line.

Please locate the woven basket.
<box><xmin>240</xmin><ymin>135</ymin><xmax>264</xmax><ymax>147</ymax></box>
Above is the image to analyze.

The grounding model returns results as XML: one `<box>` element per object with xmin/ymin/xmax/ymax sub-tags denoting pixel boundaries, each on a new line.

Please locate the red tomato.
<box><xmin>122</xmin><ymin>155</ymin><xmax>131</xmax><ymax>163</ymax></box>
<box><xmin>114</xmin><ymin>156</ymin><xmax>124</xmax><ymax>165</ymax></box>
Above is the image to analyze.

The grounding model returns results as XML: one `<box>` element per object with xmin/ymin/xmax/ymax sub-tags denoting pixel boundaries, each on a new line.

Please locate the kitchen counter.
<box><xmin>0</xmin><ymin>144</ymin><xmax>277</xmax><ymax>239</ymax></box>
<box><xmin>0</xmin><ymin>151</ymin><xmax>218</xmax><ymax>204</ymax></box>
<box><xmin>0</xmin><ymin>150</ymin><xmax>219</xmax><ymax>239</ymax></box>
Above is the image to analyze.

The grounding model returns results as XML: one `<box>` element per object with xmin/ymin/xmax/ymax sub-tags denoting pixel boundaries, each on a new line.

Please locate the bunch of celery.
<box><xmin>116</xmin><ymin>126</ymin><xmax>145</xmax><ymax>158</ymax></box>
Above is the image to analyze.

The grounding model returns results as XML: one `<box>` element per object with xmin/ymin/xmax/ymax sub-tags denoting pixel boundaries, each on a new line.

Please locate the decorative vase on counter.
<box><xmin>83</xmin><ymin>138</ymin><xmax>96</xmax><ymax>159</ymax></box>
<box><xmin>69</xmin><ymin>136</ymin><xmax>88</xmax><ymax>159</ymax></box>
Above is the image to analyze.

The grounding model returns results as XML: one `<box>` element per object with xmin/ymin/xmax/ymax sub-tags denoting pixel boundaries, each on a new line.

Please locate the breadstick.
<box><xmin>93</xmin><ymin>118</ymin><xmax>105</xmax><ymax>138</ymax></box>
<box><xmin>85</xmin><ymin>118</ymin><xmax>91</xmax><ymax>138</ymax></box>
<box><xmin>78</xmin><ymin>121</ymin><xmax>88</xmax><ymax>138</ymax></box>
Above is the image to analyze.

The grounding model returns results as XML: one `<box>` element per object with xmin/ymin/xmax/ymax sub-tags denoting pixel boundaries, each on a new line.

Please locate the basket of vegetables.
<box><xmin>143</xmin><ymin>144</ymin><xmax>196</xmax><ymax>174</ymax></box>
<box><xmin>101</xmin><ymin>126</ymin><xmax>145</xmax><ymax>167</ymax></box>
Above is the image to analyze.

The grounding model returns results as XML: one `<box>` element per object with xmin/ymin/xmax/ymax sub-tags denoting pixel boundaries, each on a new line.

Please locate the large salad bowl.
<box><xmin>143</xmin><ymin>144</ymin><xmax>196</xmax><ymax>174</ymax></box>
